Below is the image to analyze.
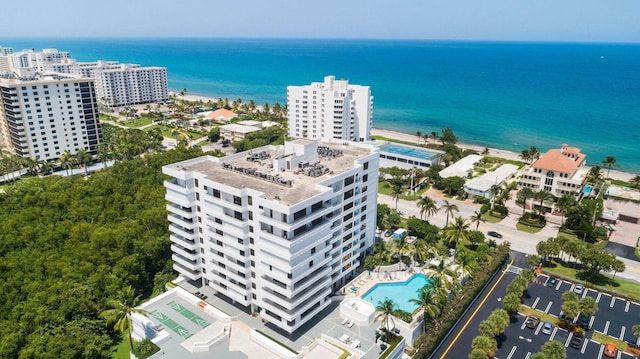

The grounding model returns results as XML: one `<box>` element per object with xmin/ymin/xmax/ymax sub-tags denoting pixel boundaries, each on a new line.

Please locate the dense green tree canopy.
<box><xmin>0</xmin><ymin>147</ymin><xmax>201</xmax><ymax>358</ymax></box>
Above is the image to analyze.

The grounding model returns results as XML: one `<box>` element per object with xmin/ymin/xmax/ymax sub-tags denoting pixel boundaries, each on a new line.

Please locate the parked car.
<box><xmin>546</xmin><ymin>276</ymin><xmax>558</xmax><ymax>287</ymax></box>
<box><xmin>383</xmin><ymin>229</ymin><xmax>394</xmax><ymax>237</ymax></box>
<box><xmin>525</xmin><ymin>315</ymin><xmax>540</xmax><ymax>329</ymax></box>
<box><xmin>569</xmin><ymin>332</ymin><xmax>583</xmax><ymax>349</ymax></box>
<box><xmin>579</xmin><ymin>314</ymin><xmax>591</xmax><ymax>329</ymax></box>
<box><xmin>603</xmin><ymin>343</ymin><xmax>617</xmax><ymax>358</ymax></box>
<box><xmin>574</xmin><ymin>283</ymin><xmax>584</xmax><ymax>295</ymax></box>
<box><xmin>541</xmin><ymin>321</ymin><xmax>553</xmax><ymax>335</ymax></box>
<box><xmin>487</xmin><ymin>231</ymin><xmax>503</xmax><ymax>239</ymax></box>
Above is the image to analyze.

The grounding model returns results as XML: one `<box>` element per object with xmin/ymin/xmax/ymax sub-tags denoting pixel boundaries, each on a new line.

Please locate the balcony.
<box><xmin>171</xmin><ymin>244</ymin><xmax>198</xmax><ymax>261</ymax></box>
<box><xmin>164</xmin><ymin>179</ymin><xmax>194</xmax><ymax>193</ymax></box>
<box><xmin>165</xmin><ymin>191</ymin><xmax>194</xmax><ymax>207</ymax></box>
<box><xmin>166</xmin><ymin>203</ymin><xmax>194</xmax><ymax>219</ymax></box>
<box><xmin>168</xmin><ymin>213</ymin><xmax>196</xmax><ymax>230</ymax></box>
<box><xmin>173</xmin><ymin>262</ymin><xmax>200</xmax><ymax>281</ymax></box>
<box><xmin>172</xmin><ymin>253</ymin><xmax>199</xmax><ymax>272</ymax></box>
<box><xmin>169</xmin><ymin>223</ymin><xmax>196</xmax><ymax>240</ymax></box>
<box><xmin>169</xmin><ymin>234</ymin><xmax>197</xmax><ymax>251</ymax></box>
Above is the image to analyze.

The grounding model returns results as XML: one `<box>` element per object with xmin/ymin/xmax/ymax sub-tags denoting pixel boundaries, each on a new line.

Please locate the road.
<box><xmin>378</xmin><ymin>192</ymin><xmax>640</xmax><ymax>284</ymax></box>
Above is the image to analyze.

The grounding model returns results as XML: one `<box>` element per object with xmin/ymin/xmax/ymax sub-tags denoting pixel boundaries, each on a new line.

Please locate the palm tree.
<box><xmin>630</xmin><ymin>175</ymin><xmax>640</xmax><ymax>189</ymax></box>
<box><xmin>393</xmin><ymin>236</ymin><xmax>410</xmax><ymax>269</ymax></box>
<box><xmin>578</xmin><ymin>296</ymin><xmax>598</xmax><ymax>318</ymax></box>
<box><xmin>454</xmin><ymin>248</ymin><xmax>476</xmax><ymax>279</ymax></box>
<box><xmin>412</xmin><ymin>239</ymin><xmax>435</xmax><ymax>266</ymax></box>
<box><xmin>59</xmin><ymin>150</ymin><xmax>73</xmax><ymax>176</ymax></box>
<box><xmin>415</xmin><ymin>131</ymin><xmax>422</xmax><ymax>142</ymax></box>
<box><xmin>534</xmin><ymin>190</ymin><xmax>553</xmax><ymax>219</ymax></box>
<box><xmin>601</xmin><ymin>156</ymin><xmax>617</xmax><ymax>178</ymax></box>
<box><xmin>517</xmin><ymin>187</ymin><xmax>534</xmax><ymax>217</ymax></box>
<box><xmin>469</xmin><ymin>210</ymin><xmax>485</xmax><ymax>231</ymax></box>
<box><xmin>391</xmin><ymin>185</ymin><xmax>403</xmax><ymax>211</ymax></box>
<box><xmin>471</xmin><ymin>336</ymin><xmax>497</xmax><ymax>357</ymax></box>
<box><xmin>75</xmin><ymin>149</ymin><xmax>92</xmax><ymax>176</ymax></box>
<box><xmin>443</xmin><ymin>216</ymin><xmax>470</xmax><ymax>249</ymax></box>
<box><xmin>409</xmin><ymin>284</ymin><xmax>442</xmax><ymax>332</ymax></box>
<box><xmin>25</xmin><ymin>157</ymin><xmax>41</xmax><ymax>176</ymax></box>
<box><xmin>440</xmin><ymin>199</ymin><xmax>459</xmax><ymax>226</ymax></box>
<box><xmin>97</xmin><ymin>144</ymin><xmax>112</xmax><ymax>169</ymax></box>
<box><xmin>556</xmin><ymin>193</ymin><xmax>577</xmax><ymax>226</ymax></box>
<box><xmin>430</xmin><ymin>131</ymin><xmax>438</xmax><ymax>143</ymax></box>
<box><xmin>538</xmin><ymin>340</ymin><xmax>566</xmax><ymax>359</ymax></box>
<box><xmin>632</xmin><ymin>324</ymin><xmax>640</xmax><ymax>348</ymax></box>
<box><xmin>587</xmin><ymin>165</ymin><xmax>603</xmax><ymax>184</ymax></box>
<box><xmin>417</xmin><ymin>196</ymin><xmax>438</xmax><ymax>220</ymax></box>
<box><xmin>430</xmin><ymin>258</ymin><xmax>456</xmax><ymax>289</ymax></box>
<box><xmin>490</xmin><ymin>184</ymin><xmax>502</xmax><ymax>210</ymax></box>
<box><xmin>101</xmin><ymin>286</ymin><xmax>149</xmax><ymax>351</ymax></box>
<box><xmin>375</xmin><ymin>298</ymin><xmax>397</xmax><ymax>336</ymax></box>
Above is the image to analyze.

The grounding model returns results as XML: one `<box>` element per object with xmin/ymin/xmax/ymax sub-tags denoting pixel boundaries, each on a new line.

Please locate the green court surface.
<box><xmin>167</xmin><ymin>300</ymin><xmax>210</xmax><ymax>328</ymax></box>
<box><xmin>151</xmin><ymin>310</ymin><xmax>193</xmax><ymax>339</ymax></box>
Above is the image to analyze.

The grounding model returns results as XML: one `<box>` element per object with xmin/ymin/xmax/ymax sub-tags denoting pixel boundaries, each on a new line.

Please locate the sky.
<box><xmin>2</xmin><ymin>0</ymin><xmax>639</xmax><ymax>42</ymax></box>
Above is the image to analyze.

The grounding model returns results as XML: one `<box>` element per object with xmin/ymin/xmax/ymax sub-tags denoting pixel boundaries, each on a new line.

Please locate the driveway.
<box><xmin>603</xmin><ymin>241</ymin><xmax>639</xmax><ymax>262</ymax></box>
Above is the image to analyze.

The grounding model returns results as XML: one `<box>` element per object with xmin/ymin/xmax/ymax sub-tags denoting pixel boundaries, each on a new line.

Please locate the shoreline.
<box><xmin>371</xmin><ymin>127</ymin><xmax>637</xmax><ymax>182</ymax></box>
<box><xmin>168</xmin><ymin>91</ymin><xmax>637</xmax><ymax>181</ymax></box>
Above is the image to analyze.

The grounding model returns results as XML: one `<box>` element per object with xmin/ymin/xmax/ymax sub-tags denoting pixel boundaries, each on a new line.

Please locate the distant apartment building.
<box><xmin>0</xmin><ymin>74</ymin><xmax>102</xmax><ymax>161</ymax></box>
<box><xmin>162</xmin><ymin>139</ymin><xmax>379</xmax><ymax>333</ymax></box>
<box><xmin>287</xmin><ymin>76</ymin><xmax>373</xmax><ymax>142</ymax></box>
<box><xmin>0</xmin><ymin>47</ymin><xmax>168</xmax><ymax>107</ymax></box>
<box><xmin>518</xmin><ymin>144</ymin><xmax>588</xmax><ymax>196</ymax></box>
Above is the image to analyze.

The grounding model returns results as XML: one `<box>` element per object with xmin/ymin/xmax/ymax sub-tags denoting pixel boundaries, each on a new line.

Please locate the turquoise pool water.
<box><xmin>379</xmin><ymin>143</ymin><xmax>440</xmax><ymax>160</ymax></box>
<box><xmin>362</xmin><ymin>274</ymin><xmax>434</xmax><ymax>313</ymax></box>
<box><xmin>583</xmin><ymin>185</ymin><xmax>593</xmax><ymax>194</ymax></box>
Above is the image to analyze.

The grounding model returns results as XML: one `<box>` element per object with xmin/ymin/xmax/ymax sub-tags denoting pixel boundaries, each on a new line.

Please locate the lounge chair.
<box><xmin>341</xmin><ymin>318</ymin><xmax>349</xmax><ymax>325</ymax></box>
<box><xmin>351</xmin><ymin>340</ymin><xmax>361</xmax><ymax>348</ymax></box>
<box><xmin>347</xmin><ymin>320</ymin><xmax>355</xmax><ymax>328</ymax></box>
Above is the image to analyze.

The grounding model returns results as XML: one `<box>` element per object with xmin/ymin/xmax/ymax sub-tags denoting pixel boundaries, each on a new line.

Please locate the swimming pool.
<box><xmin>379</xmin><ymin>143</ymin><xmax>440</xmax><ymax>160</ymax></box>
<box><xmin>583</xmin><ymin>185</ymin><xmax>592</xmax><ymax>194</ymax></box>
<box><xmin>362</xmin><ymin>274</ymin><xmax>434</xmax><ymax>313</ymax></box>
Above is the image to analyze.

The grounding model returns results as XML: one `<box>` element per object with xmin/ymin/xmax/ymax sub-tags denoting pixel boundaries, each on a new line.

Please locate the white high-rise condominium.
<box><xmin>287</xmin><ymin>76</ymin><xmax>373</xmax><ymax>142</ymax></box>
<box><xmin>0</xmin><ymin>75</ymin><xmax>102</xmax><ymax>161</ymax></box>
<box><xmin>0</xmin><ymin>47</ymin><xmax>168</xmax><ymax>107</ymax></box>
<box><xmin>163</xmin><ymin>139</ymin><xmax>379</xmax><ymax>333</ymax></box>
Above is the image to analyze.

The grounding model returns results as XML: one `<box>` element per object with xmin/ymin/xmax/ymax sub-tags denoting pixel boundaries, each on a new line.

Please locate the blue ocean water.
<box><xmin>3</xmin><ymin>38</ymin><xmax>639</xmax><ymax>172</ymax></box>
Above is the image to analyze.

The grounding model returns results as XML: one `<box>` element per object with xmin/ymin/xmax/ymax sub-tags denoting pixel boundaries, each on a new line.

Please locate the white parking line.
<box><xmin>589</xmin><ymin>316</ymin><xmax>595</xmax><ymax>330</ymax></box>
<box><xmin>597</xmin><ymin>343</ymin><xmax>604</xmax><ymax>359</ymax></box>
<box><xmin>581</xmin><ymin>338</ymin><xmax>588</xmax><ymax>353</ymax></box>
<box><xmin>506</xmin><ymin>345</ymin><xmax>517</xmax><ymax>359</ymax></box>
<box><xmin>545</xmin><ymin>301</ymin><xmax>553</xmax><ymax>313</ymax></box>
<box><xmin>604</xmin><ymin>321</ymin><xmax>610</xmax><ymax>335</ymax></box>
<box><xmin>620</xmin><ymin>326</ymin><xmax>625</xmax><ymax>340</ymax></box>
<box><xmin>565</xmin><ymin>333</ymin><xmax>572</xmax><ymax>347</ymax></box>
<box><xmin>626</xmin><ymin>301</ymin><xmax>630</xmax><ymax>313</ymax></box>
<box><xmin>555</xmin><ymin>281</ymin><xmax>562</xmax><ymax>290</ymax></box>
<box><xmin>611</xmin><ymin>296</ymin><xmax>616</xmax><ymax>308</ymax></box>
<box><xmin>532</xmin><ymin>297</ymin><xmax>539</xmax><ymax>310</ymax></box>
<box><xmin>520</xmin><ymin>320</ymin><xmax>527</xmax><ymax>330</ymax></box>
<box><xmin>596</xmin><ymin>292</ymin><xmax>602</xmax><ymax>303</ymax></box>
<box><xmin>550</xmin><ymin>326</ymin><xmax>558</xmax><ymax>340</ymax></box>
<box><xmin>524</xmin><ymin>352</ymin><xmax>531</xmax><ymax>359</ymax></box>
<box><xmin>535</xmin><ymin>322</ymin><xmax>542</xmax><ymax>335</ymax></box>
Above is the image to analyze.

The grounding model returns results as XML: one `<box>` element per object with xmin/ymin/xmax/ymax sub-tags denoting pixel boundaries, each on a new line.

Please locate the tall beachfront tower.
<box><xmin>287</xmin><ymin>76</ymin><xmax>373</xmax><ymax>142</ymax></box>
<box><xmin>0</xmin><ymin>75</ymin><xmax>102</xmax><ymax>161</ymax></box>
<box><xmin>163</xmin><ymin>139</ymin><xmax>379</xmax><ymax>333</ymax></box>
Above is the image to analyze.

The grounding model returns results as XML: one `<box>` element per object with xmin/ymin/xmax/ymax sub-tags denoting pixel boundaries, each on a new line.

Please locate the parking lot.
<box><xmin>494</xmin><ymin>274</ymin><xmax>640</xmax><ymax>358</ymax></box>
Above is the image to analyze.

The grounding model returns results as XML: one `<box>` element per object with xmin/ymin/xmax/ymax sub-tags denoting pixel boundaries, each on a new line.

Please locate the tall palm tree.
<box><xmin>587</xmin><ymin>165</ymin><xmax>603</xmax><ymax>184</ymax></box>
<box><xmin>556</xmin><ymin>193</ymin><xmax>577</xmax><ymax>226</ymax></box>
<box><xmin>415</xmin><ymin>131</ymin><xmax>422</xmax><ymax>142</ymax></box>
<box><xmin>517</xmin><ymin>187</ymin><xmax>534</xmax><ymax>217</ymax></box>
<box><xmin>375</xmin><ymin>298</ymin><xmax>397</xmax><ymax>335</ymax></box>
<box><xmin>630</xmin><ymin>175</ymin><xmax>640</xmax><ymax>189</ymax></box>
<box><xmin>409</xmin><ymin>284</ymin><xmax>442</xmax><ymax>332</ymax></box>
<box><xmin>429</xmin><ymin>259</ymin><xmax>456</xmax><ymax>289</ymax></box>
<box><xmin>75</xmin><ymin>149</ymin><xmax>92</xmax><ymax>176</ymax></box>
<box><xmin>417</xmin><ymin>196</ymin><xmax>438</xmax><ymax>221</ymax></box>
<box><xmin>469</xmin><ymin>210</ymin><xmax>485</xmax><ymax>231</ymax></box>
<box><xmin>25</xmin><ymin>157</ymin><xmax>41</xmax><ymax>176</ymax></box>
<box><xmin>391</xmin><ymin>185</ymin><xmax>403</xmax><ymax>211</ymax></box>
<box><xmin>412</xmin><ymin>239</ymin><xmax>435</xmax><ymax>266</ymax></box>
<box><xmin>489</xmin><ymin>184</ymin><xmax>502</xmax><ymax>210</ymax></box>
<box><xmin>601</xmin><ymin>156</ymin><xmax>617</xmax><ymax>178</ymax></box>
<box><xmin>59</xmin><ymin>150</ymin><xmax>73</xmax><ymax>176</ymax></box>
<box><xmin>455</xmin><ymin>248</ymin><xmax>476</xmax><ymax>279</ymax></box>
<box><xmin>440</xmin><ymin>199</ymin><xmax>459</xmax><ymax>226</ymax></box>
<box><xmin>534</xmin><ymin>190</ymin><xmax>553</xmax><ymax>219</ymax></box>
<box><xmin>101</xmin><ymin>286</ymin><xmax>149</xmax><ymax>351</ymax></box>
<box><xmin>443</xmin><ymin>216</ymin><xmax>470</xmax><ymax>249</ymax></box>
<box><xmin>393</xmin><ymin>236</ymin><xmax>410</xmax><ymax>269</ymax></box>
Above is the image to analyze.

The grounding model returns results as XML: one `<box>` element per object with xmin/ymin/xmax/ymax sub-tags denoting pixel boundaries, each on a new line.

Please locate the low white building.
<box><xmin>219</xmin><ymin>123</ymin><xmax>261</xmax><ymax>141</ymax></box>
<box><xmin>464</xmin><ymin>164</ymin><xmax>519</xmax><ymax>198</ymax></box>
<box><xmin>439</xmin><ymin>154</ymin><xmax>483</xmax><ymax>179</ymax></box>
<box><xmin>377</xmin><ymin>142</ymin><xmax>444</xmax><ymax>170</ymax></box>
<box><xmin>162</xmin><ymin>139</ymin><xmax>379</xmax><ymax>333</ymax></box>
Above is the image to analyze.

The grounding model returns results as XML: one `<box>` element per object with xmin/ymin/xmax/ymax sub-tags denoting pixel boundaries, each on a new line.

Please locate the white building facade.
<box><xmin>163</xmin><ymin>139</ymin><xmax>379</xmax><ymax>333</ymax></box>
<box><xmin>0</xmin><ymin>47</ymin><xmax>168</xmax><ymax>107</ymax></box>
<box><xmin>518</xmin><ymin>144</ymin><xmax>588</xmax><ymax>197</ymax></box>
<box><xmin>287</xmin><ymin>76</ymin><xmax>373</xmax><ymax>142</ymax></box>
<box><xmin>0</xmin><ymin>75</ymin><xmax>102</xmax><ymax>161</ymax></box>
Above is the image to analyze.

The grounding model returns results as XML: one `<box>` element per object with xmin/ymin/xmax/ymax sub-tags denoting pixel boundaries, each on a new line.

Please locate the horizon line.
<box><xmin>1</xmin><ymin>36</ymin><xmax>639</xmax><ymax>45</ymax></box>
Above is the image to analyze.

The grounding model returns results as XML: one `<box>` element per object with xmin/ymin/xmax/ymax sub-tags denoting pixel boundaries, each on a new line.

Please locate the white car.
<box><xmin>574</xmin><ymin>283</ymin><xmax>584</xmax><ymax>295</ymax></box>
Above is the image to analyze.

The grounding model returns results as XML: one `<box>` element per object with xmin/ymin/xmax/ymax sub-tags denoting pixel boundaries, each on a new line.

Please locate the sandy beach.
<box><xmin>371</xmin><ymin>127</ymin><xmax>636</xmax><ymax>182</ymax></box>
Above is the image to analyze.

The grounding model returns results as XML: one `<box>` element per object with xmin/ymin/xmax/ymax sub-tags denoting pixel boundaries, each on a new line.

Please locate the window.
<box><xmin>363</xmin><ymin>162</ymin><xmax>369</xmax><ymax>170</ymax></box>
<box><xmin>309</xmin><ymin>261</ymin><xmax>314</xmax><ymax>268</ymax></box>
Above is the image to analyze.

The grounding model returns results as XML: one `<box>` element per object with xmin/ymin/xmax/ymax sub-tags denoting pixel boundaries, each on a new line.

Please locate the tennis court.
<box><xmin>167</xmin><ymin>300</ymin><xmax>210</xmax><ymax>328</ymax></box>
<box><xmin>151</xmin><ymin>310</ymin><xmax>194</xmax><ymax>339</ymax></box>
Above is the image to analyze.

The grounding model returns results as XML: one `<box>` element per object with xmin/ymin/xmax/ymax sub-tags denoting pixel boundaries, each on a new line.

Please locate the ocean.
<box><xmin>2</xmin><ymin>38</ymin><xmax>639</xmax><ymax>173</ymax></box>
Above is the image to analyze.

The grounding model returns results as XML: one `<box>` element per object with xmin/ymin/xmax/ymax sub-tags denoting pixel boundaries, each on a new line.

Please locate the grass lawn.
<box><xmin>112</xmin><ymin>331</ymin><xmax>130</xmax><ymax>359</ymax></box>
<box><xmin>518</xmin><ymin>305</ymin><xmax>560</xmax><ymax>326</ymax></box>
<box><xmin>378</xmin><ymin>182</ymin><xmax>424</xmax><ymax>201</ymax></box>
<box><xmin>481</xmin><ymin>212</ymin><xmax>503</xmax><ymax>223</ymax></box>
<box><xmin>592</xmin><ymin>331</ymin><xmax>629</xmax><ymax>352</ymax></box>
<box><xmin>100</xmin><ymin>113</ymin><xmax>117</xmax><ymax>122</ymax></box>
<box><xmin>516</xmin><ymin>222</ymin><xmax>543</xmax><ymax>234</ymax></box>
<box><xmin>543</xmin><ymin>261</ymin><xmax>640</xmax><ymax>301</ymax></box>
<box><xmin>122</xmin><ymin>116</ymin><xmax>153</xmax><ymax>128</ymax></box>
